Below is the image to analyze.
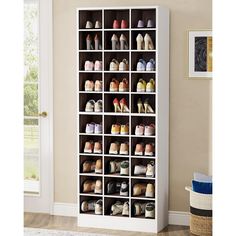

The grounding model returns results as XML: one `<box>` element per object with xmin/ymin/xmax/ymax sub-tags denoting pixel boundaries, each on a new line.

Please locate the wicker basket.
<box><xmin>185</xmin><ymin>186</ymin><xmax>212</xmax><ymax>236</ymax></box>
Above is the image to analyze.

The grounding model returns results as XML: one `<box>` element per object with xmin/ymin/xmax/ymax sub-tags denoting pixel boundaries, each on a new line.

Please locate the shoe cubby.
<box><xmin>79</xmin><ymin>31</ymin><xmax>103</xmax><ymax>51</ymax></box>
<box><xmin>104</xmin><ymin>115</ymin><xmax>129</xmax><ymax>135</ymax></box>
<box><xmin>78</xmin><ymin>10</ymin><xmax>102</xmax><ymax>29</ymax></box>
<box><xmin>104</xmin><ymin>10</ymin><xmax>129</xmax><ymax>29</ymax></box>
<box><xmin>78</xmin><ymin>7</ymin><xmax>169</xmax><ymax>233</ymax></box>
<box><xmin>131</xmin><ymin>199</ymin><xmax>155</xmax><ymax>219</ymax></box>
<box><xmin>131</xmin><ymin>30</ymin><xmax>156</xmax><ymax>50</ymax></box>
<box><xmin>131</xmin><ymin>9</ymin><xmax>156</xmax><ymax>29</ymax></box>
<box><xmin>104</xmin><ymin>94</ymin><xmax>129</xmax><ymax>113</ymax></box>
<box><xmin>131</xmin><ymin>72</ymin><xmax>155</xmax><ymax>92</ymax></box>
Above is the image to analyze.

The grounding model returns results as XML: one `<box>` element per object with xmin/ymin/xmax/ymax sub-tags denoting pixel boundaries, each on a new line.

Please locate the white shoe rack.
<box><xmin>77</xmin><ymin>6</ymin><xmax>169</xmax><ymax>233</ymax></box>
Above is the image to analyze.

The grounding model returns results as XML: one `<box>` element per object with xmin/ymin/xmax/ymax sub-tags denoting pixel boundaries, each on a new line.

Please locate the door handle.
<box><xmin>38</xmin><ymin>111</ymin><xmax>48</xmax><ymax>118</ymax></box>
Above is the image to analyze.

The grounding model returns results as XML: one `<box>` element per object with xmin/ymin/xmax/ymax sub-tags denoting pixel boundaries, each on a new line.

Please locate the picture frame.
<box><xmin>188</xmin><ymin>30</ymin><xmax>212</xmax><ymax>79</ymax></box>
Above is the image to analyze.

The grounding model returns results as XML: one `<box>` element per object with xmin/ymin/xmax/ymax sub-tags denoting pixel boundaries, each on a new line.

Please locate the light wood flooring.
<box><xmin>24</xmin><ymin>213</ymin><xmax>190</xmax><ymax>236</ymax></box>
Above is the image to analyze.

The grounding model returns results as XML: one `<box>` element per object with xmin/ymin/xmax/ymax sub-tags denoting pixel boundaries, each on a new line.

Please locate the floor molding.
<box><xmin>53</xmin><ymin>202</ymin><xmax>190</xmax><ymax>226</ymax></box>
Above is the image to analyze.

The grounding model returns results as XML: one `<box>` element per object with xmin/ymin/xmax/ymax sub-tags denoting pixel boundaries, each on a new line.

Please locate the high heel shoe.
<box><xmin>86</xmin><ymin>34</ymin><xmax>93</xmax><ymax>50</ymax></box>
<box><xmin>113</xmin><ymin>98</ymin><xmax>121</xmax><ymax>112</ymax></box>
<box><xmin>120</xmin><ymin>98</ymin><xmax>129</xmax><ymax>113</ymax></box>
<box><xmin>120</xmin><ymin>34</ymin><xmax>128</xmax><ymax>50</ymax></box>
<box><xmin>144</xmin><ymin>98</ymin><xmax>154</xmax><ymax>113</ymax></box>
<box><xmin>111</xmin><ymin>34</ymin><xmax>119</xmax><ymax>50</ymax></box>
<box><xmin>144</xmin><ymin>33</ymin><xmax>154</xmax><ymax>50</ymax></box>
<box><xmin>137</xmin><ymin>98</ymin><xmax>145</xmax><ymax>113</ymax></box>
<box><xmin>136</xmin><ymin>34</ymin><xmax>144</xmax><ymax>50</ymax></box>
<box><xmin>94</xmin><ymin>34</ymin><xmax>101</xmax><ymax>50</ymax></box>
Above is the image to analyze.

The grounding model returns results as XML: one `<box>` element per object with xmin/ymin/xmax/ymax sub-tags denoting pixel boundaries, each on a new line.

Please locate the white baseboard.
<box><xmin>52</xmin><ymin>202</ymin><xmax>190</xmax><ymax>226</ymax></box>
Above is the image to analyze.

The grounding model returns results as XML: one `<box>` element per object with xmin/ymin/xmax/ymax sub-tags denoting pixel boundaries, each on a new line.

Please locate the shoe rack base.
<box><xmin>77</xmin><ymin>6</ymin><xmax>169</xmax><ymax>233</ymax></box>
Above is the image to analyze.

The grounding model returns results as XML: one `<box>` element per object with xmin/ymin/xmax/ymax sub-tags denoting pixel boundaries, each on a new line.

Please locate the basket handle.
<box><xmin>185</xmin><ymin>186</ymin><xmax>192</xmax><ymax>192</ymax></box>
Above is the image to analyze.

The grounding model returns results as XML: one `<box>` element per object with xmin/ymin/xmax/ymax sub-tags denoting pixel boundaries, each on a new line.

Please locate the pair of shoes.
<box><xmin>137</xmin><ymin>19</ymin><xmax>154</xmax><ymax>28</ymax></box>
<box><xmin>82</xmin><ymin>159</ymin><xmax>102</xmax><ymax>174</ymax></box>
<box><xmin>109</xmin><ymin>59</ymin><xmax>129</xmax><ymax>71</ymax></box>
<box><xmin>84</xmin><ymin>60</ymin><xmax>102</xmax><ymax>71</ymax></box>
<box><xmin>85</xmin><ymin>80</ymin><xmax>102</xmax><ymax>92</ymax></box>
<box><xmin>135</xmin><ymin>124</ymin><xmax>155</xmax><ymax>136</ymax></box>
<box><xmin>134</xmin><ymin>143</ymin><xmax>154</xmax><ymax>156</ymax></box>
<box><xmin>133</xmin><ymin>183</ymin><xmax>155</xmax><ymax>198</ymax></box>
<box><xmin>85</xmin><ymin>123</ymin><xmax>102</xmax><ymax>134</ymax></box>
<box><xmin>108</xmin><ymin>159</ymin><xmax>129</xmax><ymax>176</ymax></box>
<box><xmin>86</xmin><ymin>34</ymin><xmax>102</xmax><ymax>50</ymax></box>
<box><xmin>83</xmin><ymin>179</ymin><xmax>102</xmax><ymax>194</ymax></box>
<box><xmin>85</xmin><ymin>20</ymin><xmax>102</xmax><ymax>29</ymax></box>
<box><xmin>136</xmin><ymin>33</ymin><xmax>154</xmax><ymax>50</ymax></box>
<box><xmin>113</xmin><ymin>98</ymin><xmax>129</xmax><ymax>113</ymax></box>
<box><xmin>109</xmin><ymin>142</ymin><xmax>129</xmax><ymax>155</ymax></box>
<box><xmin>111</xmin><ymin>124</ymin><xmax>129</xmax><ymax>135</ymax></box>
<box><xmin>110</xmin><ymin>201</ymin><xmax>129</xmax><ymax>216</ymax></box>
<box><xmin>113</xmin><ymin>19</ymin><xmax>128</xmax><ymax>29</ymax></box>
<box><xmin>81</xmin><ymin>199</ymin><xmax>103</xmax><ymax>214</ymax></box>
<box><xmin>134</xmin><ymin>161</ymin><xmax>155</xmax><ymax>177</ymax></box>
<box><xmin>107</xmin><ymin>181</ymin><xmax>128</xmax><ymax>196</ymax></box>
<box><xmin>84</xmin><ymin>141</ymin><xmax>102</xmax><ymax>154</ymax></box>
<box><xmin>136</xmin><ymin>59</ymin><xmax>155</xmax><ymax>71</ymax></box>
<box><xmin>133</xmin><ymin>202</ymin><xmax>155</xmax><ymax>218</ymax></box>
<box><xmin>110</xmin><ymin>78</ymin><xmax>128</xmax><ymax>92</ymax></box>
<box><xmin>111</xmin><ymin>34</ymin><xmax>128</xmax><ymax>50</ymax></box>
<box><xmin>136</xmin><ymin>78</ymin><xmax>155</xmax><ymax>92</ymax></box>
<box><xmin>137</xmin><ymin>98</ymin><xmax>154</xmax><ymax>113</ymax></box>
<box><xmin>85</xmin><ymin>100</ymin><xmax>102</xmax><ymax>112</ymax></box>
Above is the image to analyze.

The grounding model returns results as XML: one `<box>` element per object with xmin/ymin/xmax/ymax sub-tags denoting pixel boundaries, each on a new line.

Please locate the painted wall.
<box><xmin>53</xmin><ymin>0</ymin><xmax>212</xmax><ymax>211</ymax></box>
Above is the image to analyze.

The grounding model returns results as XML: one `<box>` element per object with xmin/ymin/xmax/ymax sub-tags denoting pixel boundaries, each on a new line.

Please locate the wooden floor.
<box><xmin>24</xmin><ymin>213</ymin><xmax>190</xmax><ymax>236</ymax></box>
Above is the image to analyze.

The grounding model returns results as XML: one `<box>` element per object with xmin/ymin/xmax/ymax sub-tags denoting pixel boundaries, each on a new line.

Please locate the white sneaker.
<box><xmin>135</xmin><ymin>124</ymin><xmax>145</xmax><ymax>135</ymax></box>
<box><xmin>94</xmin><ymin>100</ymin><xmax>102</xmax><ymax>112</ymax></box>
<box><xmin>94</xmin><ymin>60</ymin><xmax>102</xmax><ymax>71</ymax></box>
<box><xmin>95</xmin><ymin>20</ymin><xmax>102</xmax><ymax>29</ymax></box>
<box><xmin>85</xmin><ymin>21</ymin><xmax>93</xmax><ymax>29</ymax></box>
<box><xmin>120</xmin><ymin>161</ymin><xmax>129</xmax><ymax>176</ymax></box>
<box><xmin>94</xmin><ymin>123</ymin><xmax>102</xmax><ymax>134</ymax></box>
<box><xmin>145</xmin><ymin>202</ymin><xmax>155</xmax><ymax>218</ymax></box>
<box><xmin>144</xmin><ymin>124</ymin><xmax>155</xmax><ymax>136</ymax></box>
<box><xmin>122</xmin><ymin>202</ymin><xmax>129</xmax><ymax>216</ymax></box>
<box><xmin>95</xmin><ymin>199</ymin><xmax>102</xmax><ymax>215</ymax></box>
<box><xmin>146</xmin><ymin>161</ymin><xmax>155</xmax><ymax>177</ymax></box>
<box><xmin>84</xmin><ymin>60</ymin><xmax>94</xmax><ymax>71</ymax></box>
<box><xmin>85</xmin><ymin>123</ymin><xmax>95</xmax><ymax>133</ymax></box>
<box><xmin>119</xmin><ymin>59</ymin><xmax>129</xmax><ymax>71</ymax></box>
<box><xmin>85</xmin><ymin>99</ymin><xmax>95</xmax><ymax>112</ymax></box>
<box><xmin>134</xmin><ymin>165</ymin><xmax>147</xmax><ymax>175</ymax></box>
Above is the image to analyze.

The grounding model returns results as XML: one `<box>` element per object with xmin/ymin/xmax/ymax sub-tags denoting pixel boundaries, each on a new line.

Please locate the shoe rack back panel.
<box><xmin>77</xmin><ymin>6</ymin><xmax>169</xmax><ymax>233</ymax></box>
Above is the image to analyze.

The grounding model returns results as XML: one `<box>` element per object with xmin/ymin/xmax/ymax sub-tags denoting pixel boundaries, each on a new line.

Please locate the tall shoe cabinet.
<box><xmin>77</xmin><ymin>6</ymin><xmax>169</xmax><ymax>233</ymax></box>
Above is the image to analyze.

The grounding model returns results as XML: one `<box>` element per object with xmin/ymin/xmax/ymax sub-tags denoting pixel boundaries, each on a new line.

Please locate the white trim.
<box><xmin>52</xmin><ymin>203</ymin><xmax>190</xmax><ymax>226</ymax></box>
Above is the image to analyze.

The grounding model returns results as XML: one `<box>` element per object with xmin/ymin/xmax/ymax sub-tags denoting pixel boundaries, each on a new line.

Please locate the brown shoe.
<box><xmin>120</xmin><ymin>142</ymin><xmax>129</xmax><ymax>155</ymax></box>
<box><xmin>84</xmin><ymin>141</ymin><xmax>94</xmax><ymax>153</ymax></box>
<box><xmin>133</xmin><ymin>183</ymin><xmax>147</xmax><ymax>196</ymax></box>
<box><xmin>145</xmin><ymin>183</ymin><xmax>155</xmax><ymax>198</ymax></box>
<box><xmin>82</xmin><ymin>160</ymin><xmax>95</xmax><ymax>173</ymax></box>
<box><xmin>83</xmin><ymin>180</ymin><xmax>96</xmax><ymax>193</ymax></box>
<box><xmin>95</xmin><ymin>159</ymin><xmax>102</xmax><ymax>174</ymax></box>
<box><xmin>144</xmin><ymin>143</ymin><xmax>154</xmax><ymax>156</ymax></box>
<box><xmin>109</xmin><ymin>142</ymin><xmax>120</xmax><ymax>155</ymax></box>
<box><xmin>94</xmin><ymin>141</ymin><xmax>102</xmax><ymax>153</ymax></box>
<box><xmin>94</xmin><ymin>179</ymin><xmax>102</xmax><ymax>194</ymax></box>
<box><xmin>134</xmin><ymin>143</ymin><xmax>144</xmax><ymax>155</ymax></box>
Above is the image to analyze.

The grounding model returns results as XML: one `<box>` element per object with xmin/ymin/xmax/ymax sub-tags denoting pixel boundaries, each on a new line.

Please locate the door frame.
<box><xmin>24</xmin><ymin>0</ymin><xmax>53</xmax><ymax>214</ymax></box>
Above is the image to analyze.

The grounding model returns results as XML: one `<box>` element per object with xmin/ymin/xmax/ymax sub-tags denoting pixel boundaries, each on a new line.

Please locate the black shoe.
<box><xmin>107</xmin><ymin>181</ymin><xmax>121</xmax><ymax>194</ymax></box>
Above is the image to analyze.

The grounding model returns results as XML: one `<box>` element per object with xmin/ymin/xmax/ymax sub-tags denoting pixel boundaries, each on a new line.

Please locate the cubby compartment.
<box><xmin>79</xmin><ymin>195</ymin><xmax>103</xmax><ymax>215</ymax></box>
<box><xmin>79</xmin><ymin>155</ymin><xmax>103</xmax><ymax>174</ymax></box>
<box><xmin>80</xmin><ymin>175</ymin><xmax>103</xmax><ymax>195</ymax></box>
<box><xmin>104</xmin><ymin>73</ymin><xmax>129</xmax><ymax>92</ymax></box>
<box><xmin>79</xmin><ymin>31</ymin><xmax>102</xmax><ymax>50</ymax></box>
<box><xmin>131</xmin><ymin>30</ymin><xmax>156</xmax><ymax>50</ymax></box>
<box><xmin>79</xmin><ymin>72</ymin><xmax>103</xmax><ymax>92</ymax></box>
<box><xmin>131</xmin><ymin>199</ymin><xmax>155</xmax><ymax>219</ymax></box>
<box><xmin>131</xmin><ymin>178</ymin><xmax>155</xmax><ymax>199</ymax></box>
<box><xmin>104</xmin><ymin>31</ymin><xmax>129</xmax><ymax>50</ymax></box>
<box><xmin>131</xmin><ymin>137</ymin><xmax>155</xmax><ymax>157</ymax></box>
<box><xmin>104</xmin><ymin>156</ymin><xmax>129</xmax><ymax>176</ymax></box>
<box><xmin>104</xmin><ymin>9</ymin><xmax>129</xmax><ymax>29</ymax></box>
<box><xmin>78</xmin><ymin>10</ymin><xmax>102</xmax><ymax>29</ymax></box>
<box><xmin>131</xmin><ymin>94</ymin><xmax>155</xmax><ymax>114</ymax></box>
<box><xmin>104</xmin><ymin>177</ymin><xmax>130</xmax><ymax>196</ymax></box>
<box><xmin>104</xmin><ymin>94</ymin><xmax>129</xmax><ymax>113</ymax></box>
<box><xmin>79</xmin><ymin>135</ymin><xmax>102</xmax><ymax>154</ymax></box>
<box><xmin>79</xmin><ymin>93</ymin><xmax>102</xmax><ymax>112</ymax></box>
<box><xmin>104</xmin><ymin>197</ymin><xmax>129</xmax><ymax>217</ymax></box>
<box><xmin>131</xmin><ymin>52</ymin><xmax>156</xmax><ymax>71</ymax></box>
<box><xmin>104</xmin><ymin>115</ymin><xmax>129</xmax><ymax>135</ymax></box>
<box><xmin>79</xmin><ymin>115</ymin><xmax>102</xmax><ymax>134</ymax></box>
<box><xmin>131</xmin><ymin>116</ymin><xmax>155</xmax><ymax>136</ymax></box>
<box><xmin>131</xmin><ymin>9</ymin><xmax>156</xmax><ymax>28</ymax></box>
<box><xmin>104</xmin><ymin>136</ymin><xmax>129</xmax><ymax>155</ymax></box>
<box><xmin>131</xmin><ymin>157</ymin><xmax>155</xmax><ymax>178</ymax></box>
<box><xmin>104</xmin><ymin>52</ymin><xmax>129</xmax><ymax>71</ymax></box>
<box><xmin>131</xmin><ymin>72</ymin><xmax>155</xmax><ymax>92</ymax></box>
<box><xmin>79</xmin><ymin>52</ymin><xmax>102</xmax><ymax>71</ymax></box>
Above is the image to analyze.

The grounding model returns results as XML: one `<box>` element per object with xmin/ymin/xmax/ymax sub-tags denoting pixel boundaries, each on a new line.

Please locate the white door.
<box><xmin>24</xmin><ymin>0</ymin><xmax>53</xmax><ymax>213</ymax></box>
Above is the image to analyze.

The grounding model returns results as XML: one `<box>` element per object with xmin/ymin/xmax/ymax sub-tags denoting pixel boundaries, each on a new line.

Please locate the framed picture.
<box><xmin>188</xmin><ymin>31</ymin><xmax>212</xmax><ymax>78</ymax></box>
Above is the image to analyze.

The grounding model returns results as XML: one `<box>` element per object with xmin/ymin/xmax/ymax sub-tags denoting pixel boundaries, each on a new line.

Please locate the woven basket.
<box><xmin>190</xmin><ymin>213</ymin><xmax>212</xmax><ymax>236</ymax></box>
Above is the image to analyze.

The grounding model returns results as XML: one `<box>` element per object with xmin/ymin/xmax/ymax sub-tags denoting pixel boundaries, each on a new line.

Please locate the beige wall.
<box><xmin>53</xmin><ymin>0</ymin><xmax>212</xmax><ymax>211</ymax></box>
